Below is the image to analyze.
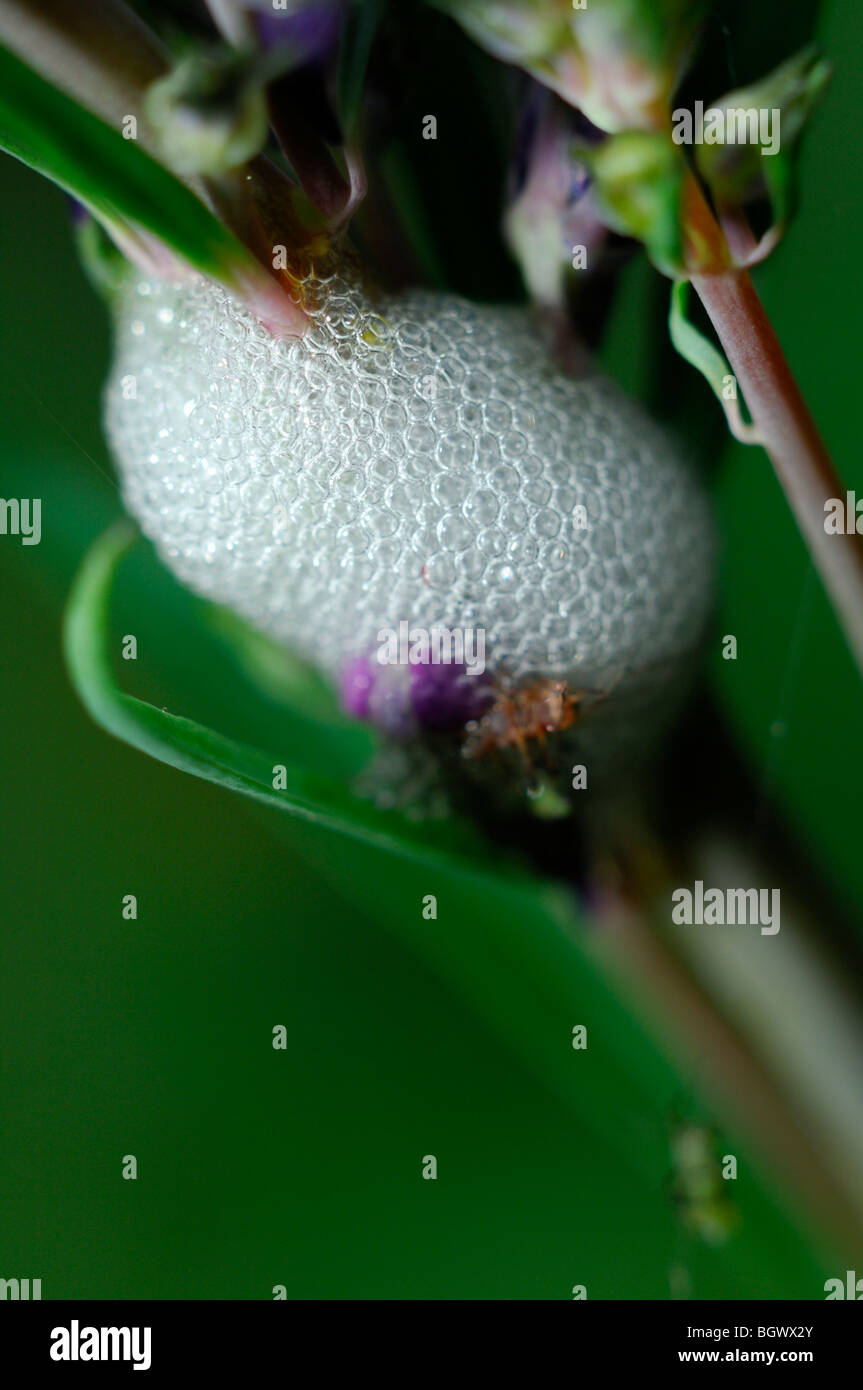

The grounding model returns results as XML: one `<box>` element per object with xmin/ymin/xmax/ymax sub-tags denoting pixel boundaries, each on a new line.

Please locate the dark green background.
<box><xmin>0</xmin><ymin>0</ymin><xmax>859</xmax><ymax>1298</ymax></box>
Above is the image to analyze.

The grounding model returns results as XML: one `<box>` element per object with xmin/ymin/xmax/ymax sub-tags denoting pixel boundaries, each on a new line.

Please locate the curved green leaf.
<box><xmin>669</xmin><ymin>279</ymin><xmax>759</xmax><ymax>443</ymax></box>
<box><xmin>62</xmin><ymin>521</ymin><xmax>493</xmax><ymax>874</ymax></box>
<box><xmin>694</xmin><ymin>45</ymin><xmax>832</xmax><ymax>253</ymax></box>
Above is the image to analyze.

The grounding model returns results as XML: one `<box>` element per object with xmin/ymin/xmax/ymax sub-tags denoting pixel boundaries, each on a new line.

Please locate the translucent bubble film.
<box><xmin>104</xmin><ymin>267</ymin><xmax>714</xmax><ymax>724</ymax></box>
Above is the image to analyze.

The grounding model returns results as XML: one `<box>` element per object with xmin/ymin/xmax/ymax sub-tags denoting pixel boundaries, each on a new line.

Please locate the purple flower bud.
<box><xmin>369</xmin><ymin>666</ymin><xmax>417</xmax><ymax>740</ymax></box>
<box><xmin>342</xmin><ymin>658</ymin><xmax>416</xmax><ymax>739</ymax></box>
<box><xmin>340</xmin><ymin>649</ymin><xmax>494</xmax><ymax>738</ymax></box>
<box><xmin>245</xmin><ymin>1</ymin><xmax>346</xmax><ymax>65</ymax></box>
<box><xmin>409</xmin><ymin>661</ymin><xmax>493</xmax><ymax>732</ymax></box>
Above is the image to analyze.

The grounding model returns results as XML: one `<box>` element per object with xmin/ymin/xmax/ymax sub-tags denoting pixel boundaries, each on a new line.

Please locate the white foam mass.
<box><xmin>104</xmin><ymin>265</ymin><xmax>714</xmax><ymax>757</ymax></box>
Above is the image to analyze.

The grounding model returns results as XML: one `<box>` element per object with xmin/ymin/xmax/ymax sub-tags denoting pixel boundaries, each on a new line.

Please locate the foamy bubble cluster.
<box><xmin>104</xmin><ymin>265</ymin><xmax>713</xmax><ymax>775</ymax></box>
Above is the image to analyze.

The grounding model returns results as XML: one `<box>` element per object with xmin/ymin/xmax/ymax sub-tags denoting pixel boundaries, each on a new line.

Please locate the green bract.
<box><xmin>432</xmin><ymin>0</ymin><xmax>708</xmax><ymax>132</ymax></box>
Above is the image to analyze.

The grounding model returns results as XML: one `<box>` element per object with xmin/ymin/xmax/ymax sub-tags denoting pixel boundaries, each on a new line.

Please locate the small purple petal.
<box><xmin>368</xmin><ymin>666</ymin><xmax>416</xmax><ymax>739</ymax></box>
<box><xmin>341</xmin><ymin>647</ymin><xmax>494</xmax><ymax>738</ymax></box>
<box><xmin>409</xmin><ymin>662</ymin><xmax>493</xmax><ymax>732</ymax></box>
<box><xmin>340</xmin><ymin>658</ymin><xmax>416</xmax><ymax>738</ymax></box>
<box><xmin>340</xmin><ymin>655</ymin><xmax>376</xmax><ymax>719</ymax></box>
<box><xmin>246</xmin><ymin>1</ymin><xmax>346</xmax><ymax>63</ymax></box>
<box><xmin>567</xmin><ymin>165</ymin><xmax>591</xmax><ymax>205</ymax></box>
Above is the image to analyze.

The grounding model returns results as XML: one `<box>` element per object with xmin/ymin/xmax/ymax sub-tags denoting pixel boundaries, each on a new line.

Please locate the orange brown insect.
<box><xmin>462</xmin><ymin>676</ymin><xmax>590</xmax><ymax>764</ymax></box>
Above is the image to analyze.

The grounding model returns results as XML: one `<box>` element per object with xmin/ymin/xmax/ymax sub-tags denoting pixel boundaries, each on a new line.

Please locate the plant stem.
<box><xmin>684</xmin><ymin>174</ymin><xmax>863</xmax><ymax>677</ymax></box>
<box><xmin>592</xmin><ymin>860</ymin><xmax>863</xmax><ymax>1260</ymax></box>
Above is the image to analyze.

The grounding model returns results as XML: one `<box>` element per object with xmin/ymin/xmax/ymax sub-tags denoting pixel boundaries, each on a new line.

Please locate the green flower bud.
<box><xmin>432</xmin><ymin>0</ymin><xmax>708</xmax><ymax>133</ymax></box>
<box><xmin>145</xmin><ymin>52</ymin><xmax>269</xmax><ymax>177</ymax></box>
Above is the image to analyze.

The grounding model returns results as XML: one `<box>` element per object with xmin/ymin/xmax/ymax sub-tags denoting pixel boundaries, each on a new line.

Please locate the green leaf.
<box><xmin>63</xmin><ymin>521</ymin><xmax>493</xmax><ymax>874</ymax></box>
<box><xmin>0</xmin><ymin>41</ymin><xmax>261</xmax><ymax>288</ymax></box>
<box><xmin>205</xmin><ymin>605</ymin><xmax>351</xmax><ymax>724</ymax></box>
<box><xmin>72</xmin><ymin>213</ymin><xmax>133</xmax><ymax>300</ymax></box>
<box><xmin>693</xmin><ymin>45</ymin><xmax>832</xmax><ymax>258</ymax></box>
<box><xmin>288</xmin><ymin>813</ymin><xmax>835</xmax><ymax>1297</ymax></box>
<box><xmin>57</xmin><ymin>526</ymin><xmax>840</xmax><ymax>1291</ymax></box>
<box><xmin>585</xmin><ymin>131</ymin><xmax>687</xmax><ymax>277</ymax></box>
<box><xmin>668</xmin><ymin>279</ymin><xmax>759</xmax><ymax>443</ymax></box>
<box><xmin>0</xmin><ymin>2</ymin><xmax>846</xmax><ymax>1302</ymax></box>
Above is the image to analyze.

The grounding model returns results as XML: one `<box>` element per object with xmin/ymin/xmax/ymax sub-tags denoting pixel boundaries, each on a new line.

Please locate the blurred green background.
<box><xmin>0</xmin><ymin>0</ymin><xmax>860</xmax><ymax>1298</ymax></box>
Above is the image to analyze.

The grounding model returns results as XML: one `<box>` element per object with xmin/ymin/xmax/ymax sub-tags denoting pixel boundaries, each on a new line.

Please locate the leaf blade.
<box><xmin>0</xmin><ymin>41</ymin><xmax>259</xmax><ymax>287</ymax></box>
<box><xmin>63</xmin><ymin>521</ymin><xmax>498</xmax><ymax>875</ymax></box>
